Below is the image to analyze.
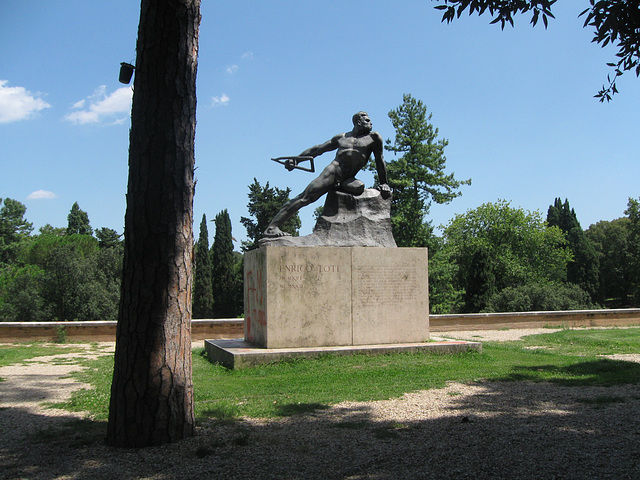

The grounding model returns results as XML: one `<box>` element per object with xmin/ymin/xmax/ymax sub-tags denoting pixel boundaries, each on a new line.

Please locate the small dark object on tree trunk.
<box><xmin>118</xmin><ymin>62</ymin><xmax>135</xmax><ymax>84</ymax></box>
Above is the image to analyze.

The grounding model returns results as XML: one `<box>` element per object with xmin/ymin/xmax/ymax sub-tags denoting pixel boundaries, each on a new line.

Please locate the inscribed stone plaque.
<box><xmin>245</xmin><ymin>246</ymin><xmax>352</xmax><ymax>348</ymax></box>
<box><xmin>351</xmin><ymin>247</ymin><xmax>429</xmax><ymax>345</ymax></box>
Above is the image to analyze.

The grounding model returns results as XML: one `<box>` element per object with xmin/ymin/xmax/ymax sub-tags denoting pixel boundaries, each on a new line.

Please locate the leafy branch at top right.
<box><xmin>433</xmin><ymin>0</ymin><xmax>640</xmax><ymax>102</ymax></box>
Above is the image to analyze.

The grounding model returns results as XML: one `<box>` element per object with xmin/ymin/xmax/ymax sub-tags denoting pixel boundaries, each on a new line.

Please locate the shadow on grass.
<box><xmin>28</xmin><ymin>417</ymin><xmax>106</xmax><ymax>447</ymax></box>
<box><xmin>199</xmin><ymin>405</ymin><xmax>241</xmax><ymax>422</ymax></box>
<box><xmin>274</xmin><ymin>402</ymin><xmax>330</xmax><ymax>417</ymax></box>
<box><xmin>495</xmin><ymin>358</ymin><xmax>640</xmax><ymax>386</ymax></box>
<box><xmin>199</xmin><ymin>402</ymin><xmax>331</xmax><ymax>420</ymax></box>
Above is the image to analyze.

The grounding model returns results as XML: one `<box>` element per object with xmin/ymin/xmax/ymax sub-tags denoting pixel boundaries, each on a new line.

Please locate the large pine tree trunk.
<box><xmin>107</xmin><ymin>0</ymin><xmax>201</xmax><ymax>448</ymax></box>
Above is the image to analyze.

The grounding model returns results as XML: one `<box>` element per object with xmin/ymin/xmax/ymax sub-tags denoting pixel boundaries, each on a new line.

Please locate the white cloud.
<box><xmin>225</xmin><ymin>52</ymin><xmax>253</xmax><ymax>75</ymax></box>
<box><xmin>0</xmin><ymin>80</ymin><xmax>51</xmax><ymax>123</ymax></box>
<box><xmin>28</xmin><ymin>190</ymin><xmax>57</xmax><ymax>200</ymax></box>
<box><xmin>212</xmin><ymin>94</ymin><xmax>230</xmax><ymax>107</ymax></box>
<box><xmin>64</xmin><ymin>85</ymin><xmax>133</xmax><ymax>125</ymax></box>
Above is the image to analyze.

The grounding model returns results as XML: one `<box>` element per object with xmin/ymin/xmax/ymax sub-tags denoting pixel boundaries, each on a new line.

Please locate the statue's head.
<box><xmin>352</xmin><ymin>111</ymin><xmax>372</xmax><ymax>132</ymax></box>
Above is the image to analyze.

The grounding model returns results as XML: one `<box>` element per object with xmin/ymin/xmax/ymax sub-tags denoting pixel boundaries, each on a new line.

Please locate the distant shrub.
<box><xmin>483</xmin><ymin>282</ymin><xmax>596</xmax><ymax>313</ymax></box>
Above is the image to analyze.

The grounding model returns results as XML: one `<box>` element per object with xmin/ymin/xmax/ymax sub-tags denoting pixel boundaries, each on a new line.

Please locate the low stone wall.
<box><xmin>1</xmin><ymin>309</ymin><xmax>639</xmax><ymax>343</ymax></box>
<box><xmin>0</xmin><ymin>319</ymin><xmax>244</xmax><ymax>343</ymax></box>
<box><xmin>430</xmin><ymin>308</ymin><xmax>640</xmax><ymax>331</ymax></box>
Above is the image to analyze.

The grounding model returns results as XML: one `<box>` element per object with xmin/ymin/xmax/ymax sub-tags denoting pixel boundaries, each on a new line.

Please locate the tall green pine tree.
<box><xmin>211</xmin><ymin>209</ymin><xmax>238</xmax><ymax>318</ymax></box>
<box><xmin>192</xmin><ymin>214</ymin><xmax>214</xmax><ymax>318</ymax></box>
<box><xmin>384</xmin><ymin>94</ymin><xmax>470</xmax><ymax>248</ymax></box>
<box><xmin>0</xmin><ymin>198</ymin><xmax>33</xmax><ymax>264</ymax></box>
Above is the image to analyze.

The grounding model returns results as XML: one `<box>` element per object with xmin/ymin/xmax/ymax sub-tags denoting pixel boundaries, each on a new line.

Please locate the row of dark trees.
<box><xmin>7</xmin><ymin>188</ymin><xmax>637</xmax><ymax>323</ymax></box>
<box><xmin>0</xmin><ymin>198</ymin><xmax>246</xmax><ymax>322</ymax></box>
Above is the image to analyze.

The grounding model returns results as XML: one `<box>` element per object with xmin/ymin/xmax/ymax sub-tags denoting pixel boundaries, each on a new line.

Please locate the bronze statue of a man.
<box><xmin>263</xmin><ymin>111</ymin><xmax>391</xmax><ymax>238</ymax></box>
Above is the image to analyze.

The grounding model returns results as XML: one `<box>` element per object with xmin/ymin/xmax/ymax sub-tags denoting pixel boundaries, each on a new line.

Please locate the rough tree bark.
<box><xmin>107</xmin><ymin>0</ymin><xmax>201</xmax><ymax>448</ymax></box>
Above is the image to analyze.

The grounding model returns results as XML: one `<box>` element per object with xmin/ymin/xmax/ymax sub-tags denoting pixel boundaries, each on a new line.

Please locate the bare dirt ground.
<box><xmin>1</xmin><ymin>330</ymin><xmax>639</xmax><ymax>480</ymax></box>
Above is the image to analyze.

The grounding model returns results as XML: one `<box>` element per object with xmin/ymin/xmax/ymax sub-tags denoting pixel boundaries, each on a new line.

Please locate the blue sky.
<box><xmin>2</xmin><ymin>1</ymin><xmax>639</xmax><ymax>248</ymax></box>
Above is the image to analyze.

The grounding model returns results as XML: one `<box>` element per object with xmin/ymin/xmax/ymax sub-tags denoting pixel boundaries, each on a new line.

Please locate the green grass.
<box><xmin>193</xmin><ymin>337</ymin><xmax>640</xmax><ymax>419</ymax></box>
<box><xmin>48</xmin><ymin>354</ymin><xmax>114</xmax><ymax>418</ymax></box>
<box><xmin>10</xmin><ymin>328</ymin><xmax>640</xmax><ymax>421</ymax></box>
<box><xmin>0</xmin><ymin>343</ymin><xmax>84</xmax><ymax>368</ymax></box>
<box><xmin>517</xmin><ymin>327</ymin><xmax>640</xmax><ymax>355</ymax></box>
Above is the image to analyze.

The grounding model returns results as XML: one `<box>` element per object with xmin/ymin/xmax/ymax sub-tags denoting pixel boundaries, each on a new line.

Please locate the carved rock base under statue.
<box><xmin>243</xmin><ymin>246</ymin><xmax>429</xmax><ymax>349</ymax></box>
<box><xmin>260</xmin><ymin>188</ymin><xmax>396</xmax><ymax>247</ymax></box>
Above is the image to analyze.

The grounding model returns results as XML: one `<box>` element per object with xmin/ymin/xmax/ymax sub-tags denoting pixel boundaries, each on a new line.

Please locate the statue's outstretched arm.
<box><xmin>299</xmin><ymin>134</ymin><xmax>342</xmax><ymax>158</ymax></box>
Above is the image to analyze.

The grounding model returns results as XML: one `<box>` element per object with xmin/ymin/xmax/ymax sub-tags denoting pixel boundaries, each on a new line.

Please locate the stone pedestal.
<box><xmin>244</xmin><ymin>246</ymin><xmax>429</xmax><ymax>349</ymax></box>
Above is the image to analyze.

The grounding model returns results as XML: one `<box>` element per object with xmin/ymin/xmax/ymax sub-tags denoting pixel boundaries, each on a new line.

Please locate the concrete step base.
<box><xmin>204</xmin><ymin>337</ymin><xmax>482</xmax><ymax>369</ymax></box>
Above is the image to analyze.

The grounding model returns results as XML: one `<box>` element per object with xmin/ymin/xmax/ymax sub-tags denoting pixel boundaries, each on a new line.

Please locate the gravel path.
<box><xmin>1</xmin><ymin>330</ymin><xmax>639</xmax><ymax>480</ymax></box>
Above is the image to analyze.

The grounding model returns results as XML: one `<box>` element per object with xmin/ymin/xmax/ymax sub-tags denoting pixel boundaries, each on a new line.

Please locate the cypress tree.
<box><xmin>211</xmin><ymin>210</ymin><xmax>238</xmax><ymax>318</ymax></box>
<box><xmin>461</xmin><ymin>246</ymin><xmax>496</xmax><ymax>313</ymax></box>
<box><xmin>547</xmin><ymin>198</ymin><xmax>599</xmax><ymax>301</ymax></box>
<box><xmin>193</xmin><ymin>214</ymin><xmax>214</xmax><ymax>318</ymax></box>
